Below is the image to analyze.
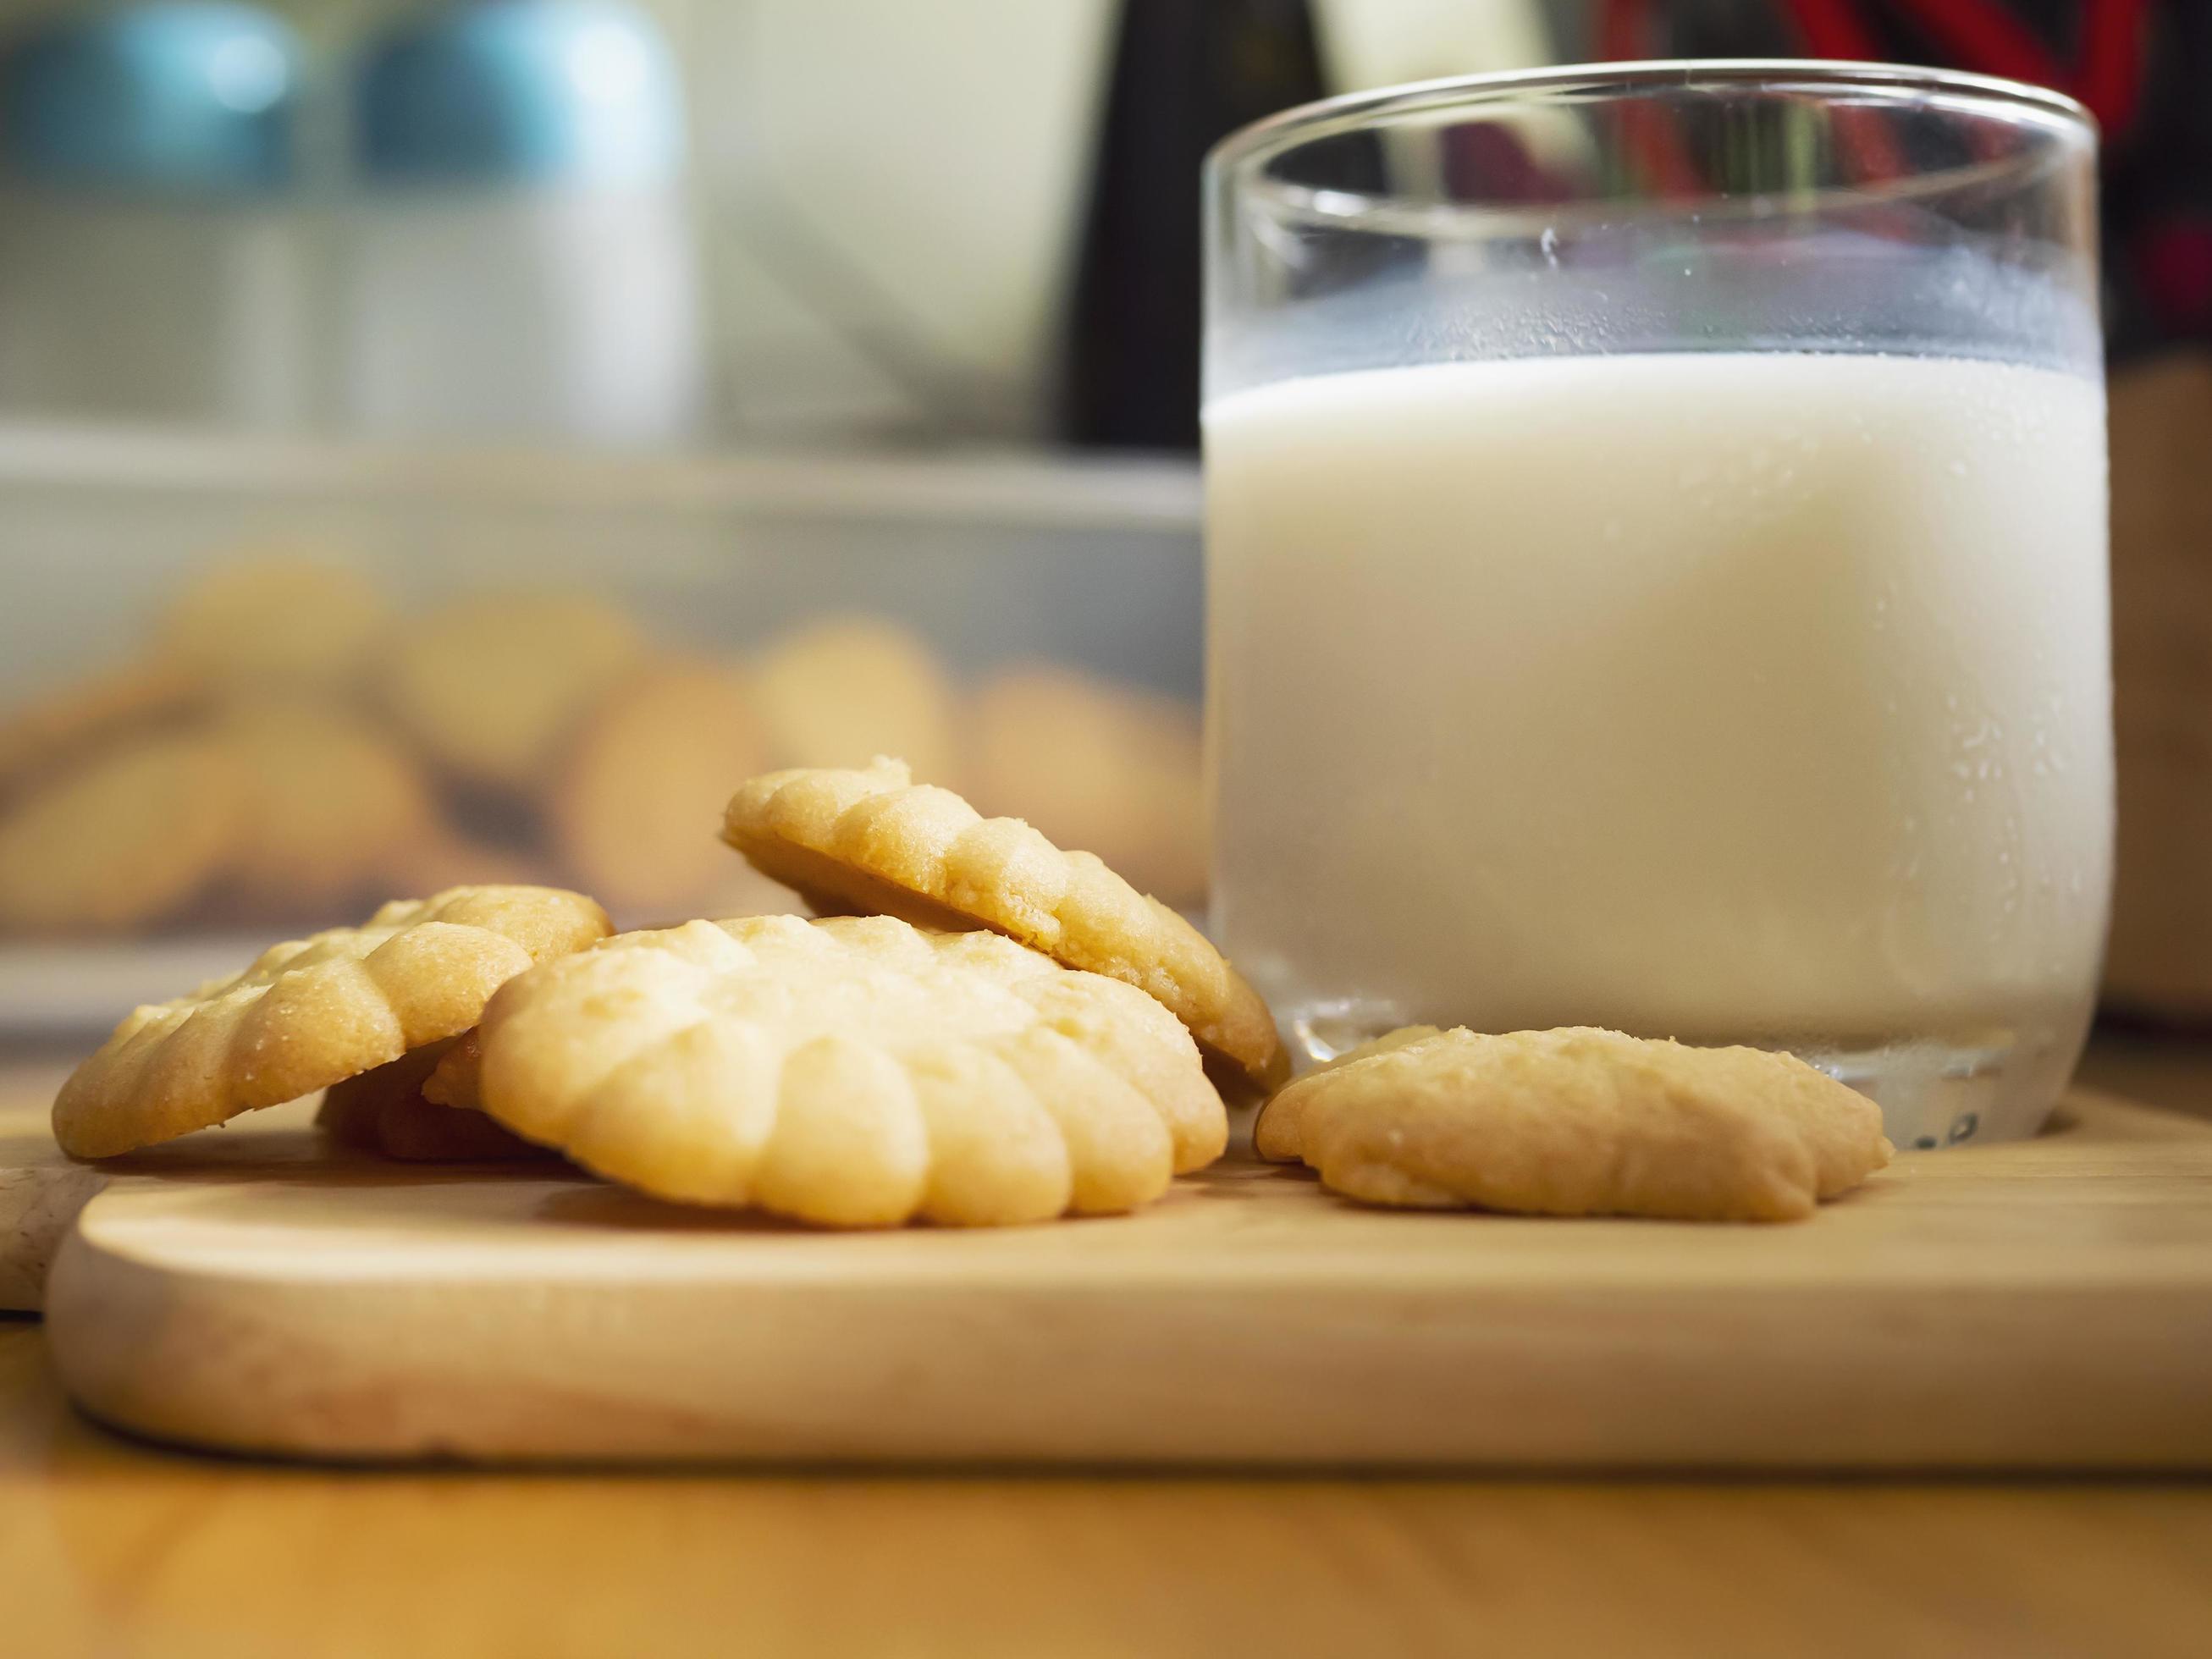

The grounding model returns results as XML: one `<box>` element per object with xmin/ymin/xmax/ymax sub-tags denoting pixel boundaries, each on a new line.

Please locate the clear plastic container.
<box><xmin>0</xmin><ymin>427</ymin><xmax>1201</xmax><ymax>1028</ymax></box>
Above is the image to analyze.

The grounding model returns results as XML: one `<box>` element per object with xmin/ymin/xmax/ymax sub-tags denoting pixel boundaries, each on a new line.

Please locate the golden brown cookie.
<box><xmin>1256</xmin><ymin>1026</ymin><xmax>1894</xmax><ymax>1223</ymax></box>
<box><xmin>54</xmin><ymin>885</ymin><xmax>613</xmax><ymax>1158</ymax></box>
<box><xmin>373</xmin><ymin>1091</ymin><xmax>554</xmax><ymax>1161</ymax></box>
<box><xmin>480</xmin><ymin>915</ymin><xmax>1229</xmax><ymax>1230</ymax></box>
<box><xmin>422</xmin><ymin>1025</ymin><xmax>483</xmax><ymax>1108</ymax></box>
<box><xmin>477</xmin><ymin>913</ymin><xmax>1224</xmax><ymax>1226</ymax></box>
<box><xmin>312</xmin><ymin>1058</ymin><xmax>386</xmax><ymax>1152</ymax></box>
<box><xmin>749</xmin><ymin>616</ymin><xmax>958</xmax><ymax>783</ymax></box>
<box><xmin>215</xmin><ymin>702</ymin><xmax>439</xmax><ymax>913</ymax></box>
<box><xmin>0</xmin><ymin>731</ymin><xmax>247</xmax><ymax>934</ymax></box>
<box><xmin>1251</xmin><ymin>1025</ymin><xmax>1445</xmax><ymax>1161</ymax></box>
<box><xmin>721</xmin><ymin>759</ymin><xmax>1286</xmax><ymax>1093</ymax></box>
<box><xmin>0</xmin><ymin>659</ymin><xmax>208</xmax><ymax>792</ymax></box>
<box><xmin>966</xmin><ymin>664</ymin><xmax>1205</xmax><ymax>907</ymax></box>
<box><xmin>552</xmin><ymin>660</ymin><xmax>775</xmax><ymax>918</ymax></box>
<box><xmin>317</xmin><ymin>1035</ymin><xmax>549</xmax><ymax>1162</ymax></box>
<box><xmin>154</xmin><ymin>551</ymin><xmax>389</xmax><ymax>689</ymax></box>
<box><xmin>383</xmin><ymin>590</ymin><xmax>645</xmax><ymax>791</ymax></box>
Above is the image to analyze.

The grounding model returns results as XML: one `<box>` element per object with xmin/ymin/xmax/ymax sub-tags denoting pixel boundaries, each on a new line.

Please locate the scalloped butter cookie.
<box><xmin>1256</xmin><ymin>1025</ymin><xmax>1892</xmax><ymax>1223</ymax></box>
<box><xmin>722</xmin><ymin>759</ymin><xmax>1287</xmax><ymax>1094</ymax></box>
<box><xmin>474</xmin><ymin>913</ymin><xmax>1227</xmax><ymax>1226</ymax></box>
<box><xmin>54</xmin><ymin>885</ymin><xmax>611</xmax><ymax>1158</ymax></box>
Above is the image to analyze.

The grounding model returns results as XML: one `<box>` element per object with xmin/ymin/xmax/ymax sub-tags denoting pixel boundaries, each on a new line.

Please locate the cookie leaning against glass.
<box><xmin>52</xmin><ymin>885</ymin><xmax>611</xmax><ymax>1159</ymax></box>
<box><xmin>721</xmin><ymin>758</ymin><xmax>1289</xmax><ymax>1096</ymax></box>
<box><xmin>1256</xmin><ymin>1025</ymin><xmax>1894</xmax><ymax>1223</ymax></box>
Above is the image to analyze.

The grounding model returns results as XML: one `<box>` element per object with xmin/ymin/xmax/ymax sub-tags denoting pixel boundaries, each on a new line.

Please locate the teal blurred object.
<box><xmin>355</xmin><ymin>0</ymin><xmax>683</xmax><ymax>187</ymax></box>
<box><xmin>0</xmin><ymin>1</ymin><xmax>300</xmax><ymax>195</ymax></box>
<box><xmin>339</xmin><ymin>0</ymin><xmax>700</xmax><ymax>442</ymax></box>
<box><xmin>0</xmin><ymin>1</ymin><xmax>307</xmax><ymax>423</ymax></box>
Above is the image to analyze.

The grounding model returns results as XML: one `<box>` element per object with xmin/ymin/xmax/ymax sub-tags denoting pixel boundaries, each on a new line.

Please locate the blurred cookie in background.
<box><xmin>749</xmin><ymin>615</ymin><xmax>959</xmax><ymax>783</ymax></box>
<box><xmin>552</xmin><ymin>659</ymin><xmax>776</xmax><ymax>919</ymax></box>
<box><xmin>383</xmin><ymin>589</ymin><xmax>646</xmax><ymax>793</ymax></box>
<box><xmin>379</xmin><ymin>817</ymin><xmax>554</xmax><ymax>897</ymax></box>
<box><xmin>0</xmin><ymin>730</ymin><xmax>247</xmax><ymax>932</ymax></box>
<box><xmin>966</xmin><ymin>663</ymin><xmax>1205</xmax><ymax>908</ymax></box>
<box><xmin>154</xmin><ymin>550</ymin><xmax>391</xmax><ymax>690</ymax></box>
<box><xmin>0</xmin><ymin>658</ymin><xmax>207</xmax><ymax>793</ymax></box>
<box><xmin>212</xmin><ymin>700</ymin><xmax>438</xmax><ymax>917</ymax></box>
<box><xmin>0</xmin><ymin>560</ymin><xmax>1207</xmax><ymax>941</ymax></box>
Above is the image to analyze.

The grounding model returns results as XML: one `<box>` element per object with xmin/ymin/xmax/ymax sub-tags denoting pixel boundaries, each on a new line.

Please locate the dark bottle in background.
<box><xmin>1061</xmin><ymin>0</ymin><xmax>1327</xmax><ymax>450</ymax></box>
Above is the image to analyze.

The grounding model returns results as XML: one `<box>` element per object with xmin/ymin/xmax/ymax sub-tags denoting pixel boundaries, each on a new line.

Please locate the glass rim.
<box><xmin>1206</xmin><ymin>58</ymin><xmax>2097</xmax><ymax>181</ymax></box>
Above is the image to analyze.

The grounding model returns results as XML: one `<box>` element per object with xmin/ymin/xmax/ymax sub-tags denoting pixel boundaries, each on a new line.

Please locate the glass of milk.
<box><xmin>1203</xmin><ymin>63</ymin><xmax>2110</xmax><ymax>1147</ymax></box>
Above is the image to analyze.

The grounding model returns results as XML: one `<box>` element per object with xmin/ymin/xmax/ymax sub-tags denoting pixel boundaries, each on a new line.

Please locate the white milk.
<box><xmin>1205</xmin><ymin>352</ymin><xmax>2111</xmax><ymax>1078</ymax></box>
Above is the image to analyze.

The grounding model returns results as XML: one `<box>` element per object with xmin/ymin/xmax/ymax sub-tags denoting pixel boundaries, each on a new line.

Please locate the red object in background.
<box><xmin>1594</xmin><ymin>0</ymin><xmax>2203</xmax><ymax>351</ymax></box>
<box><xmin>1595</xmin><ymin>0</ymin><xmax>1703</xmax><ymax>195</ymax></box>
<box><xmin>1883</xmin><ymin>0</ymin><xmax>2066</xmax><ymax>87</ymax></box>
<box><xmin>1779</xmin><ymin>0</ymin><xmax>1885</xmax><ymax>58</ymax></box>
<box><xmin>1441</xmin><ymin>124</ymin><xmax>1558</xmax><ymax>204</ymax></box>
<box><xmin>2135</xmin><ymin>215</ymin><xmax>2212</xmax><ymax>331</ymax></box>
<box><xmin>2077</xmin><ymin>0</ymin><xmax>2150</xmax><ymax>131</ymax></box>
<box><xmin>1608</xmin><ymin>0</ymin><xmax>2153</xmax><ymax>139</ymax></box>
<box><xmin>1782</xmin><ymin>0</ymin><xmax>2149</xmax><ymax>135</ymax></box>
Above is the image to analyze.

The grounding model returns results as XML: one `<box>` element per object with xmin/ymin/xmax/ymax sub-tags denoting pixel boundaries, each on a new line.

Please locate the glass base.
<box><xmin>1283</xmin><ymin>1000</ymin><xmax>2093</xmax><ymax>1148</ymax></box>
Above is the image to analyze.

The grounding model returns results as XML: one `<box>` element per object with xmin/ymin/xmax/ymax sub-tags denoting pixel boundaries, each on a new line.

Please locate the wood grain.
<box><xmin>0</xmin><ymin>1087</ymin><xmax>324</xmax><ymax>1312</ymax></box>
<box><xmin>4</xmin><ymin>1322</ymin><xmax>2211</xmax><ymax>1658</ymax></box>
<box><xmin>39</xmin><ymin>1089</ymin><xmax>2212</xmax><ymax>1469</ymax></box>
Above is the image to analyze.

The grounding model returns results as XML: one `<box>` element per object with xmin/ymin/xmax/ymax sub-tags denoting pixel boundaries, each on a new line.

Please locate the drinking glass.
<box><xmin>1203</xmin><ymin>62</ymin><xmax>2109</xmax><ymax>1147</ymax></box>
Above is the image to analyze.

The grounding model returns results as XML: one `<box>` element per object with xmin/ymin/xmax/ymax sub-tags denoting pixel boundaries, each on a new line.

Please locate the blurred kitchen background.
<box><xmin>0</xmin><ymin>0</ymin><xmax>2206</xmax><ymax>1033</ymax></box>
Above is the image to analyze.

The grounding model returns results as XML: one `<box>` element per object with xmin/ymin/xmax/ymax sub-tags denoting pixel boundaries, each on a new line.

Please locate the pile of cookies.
<box><xmin>50</xmin><ymin>751</ymin><xmax>1891</xmax><ymax>1227</ymax></box>
<box><xmin>52</xmin><ymin>759</ymin><xmax>1272</xmax><ymax>1226</ymax></box>
<box><xmin>0</xmin><ymin>549</ymin><xmax>1205</xmax><ymax>941</ymax></box>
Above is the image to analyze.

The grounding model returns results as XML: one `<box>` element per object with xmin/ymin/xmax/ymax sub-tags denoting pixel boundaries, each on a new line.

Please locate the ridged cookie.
<box><xmin>1257</xmin><ymin>1026</ymin><xmax>1893</xmax><ymax>1223</ymax></box>
<box><xmin>722</xmin><ymin>759</ymin><xmax>1287</xmax><ymax>1093</ymax></box>
<box><xmin>55</xmin><ymin>885</ymin><xmax>612</xmax><ymax>1158</ymax></box>
<box><xmin>475</xmin><ymin>913</ymin><xmax>1227</xmax><ymax>1226</ymax></box>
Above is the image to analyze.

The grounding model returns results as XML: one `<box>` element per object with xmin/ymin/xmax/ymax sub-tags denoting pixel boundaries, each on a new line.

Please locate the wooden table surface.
<box><xmin>5</xmin><ymin>1031</ymin><xmax>2212</xmax><ymax>1657</ymax></box>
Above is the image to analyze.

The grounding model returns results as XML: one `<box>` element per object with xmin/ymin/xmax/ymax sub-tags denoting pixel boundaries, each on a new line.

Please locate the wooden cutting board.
<box><xmin>0</xmin><ymin>1091</ymin><xmax>321</xmax><ymax>1312</ymax></box>
<box><xmin>33</xmin><ymin>1087</ymin><xmax>2212</xmax><ymax>1470</ymax></box>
